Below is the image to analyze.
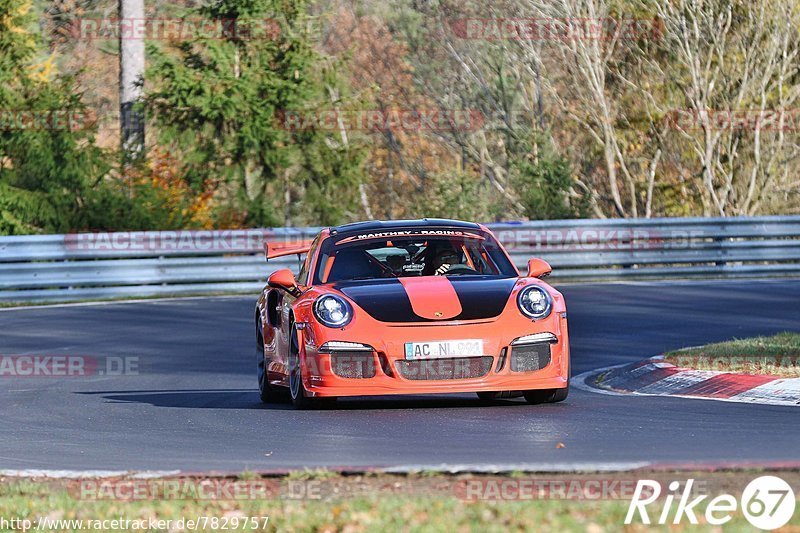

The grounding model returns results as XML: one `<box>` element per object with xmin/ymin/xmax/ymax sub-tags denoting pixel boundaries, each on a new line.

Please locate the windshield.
<box><xmin>313</xmin><ymin>229</ymin><xmax>517</xmax><ymax>284</ymax></box>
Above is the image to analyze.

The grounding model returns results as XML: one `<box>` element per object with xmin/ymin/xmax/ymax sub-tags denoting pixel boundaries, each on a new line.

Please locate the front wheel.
<box><xmin>288</xmin><ymin>323</ymin><xmax>336</xmax><ymax>409</ymax></box>
<box><xmin>523</xmin><ymin>383</ymin><xmax>569</xmax><ymax>404</ymax></box>
<box><xmin>524</xmin><ymin>357</ymin><xmax>570</xmax><ymax>404</ymax></box>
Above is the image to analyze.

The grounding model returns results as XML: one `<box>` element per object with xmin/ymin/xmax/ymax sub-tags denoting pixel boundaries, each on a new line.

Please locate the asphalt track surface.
<box><xmin>1</xmin><ymin>279</ymin><xmax>799</xmax><ymax>473</ymax></box>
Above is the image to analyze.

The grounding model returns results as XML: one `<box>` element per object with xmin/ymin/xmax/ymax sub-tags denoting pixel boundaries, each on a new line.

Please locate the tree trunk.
<box><xmin>119</xmin><ymin>0</ymin><xmax>145</xmax><ymax>172</ymax></box>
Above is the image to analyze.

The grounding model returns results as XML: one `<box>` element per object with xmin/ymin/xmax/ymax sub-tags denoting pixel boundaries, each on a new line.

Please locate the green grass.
<box><xmin>663</xmin><ymin>332</ymin><xmax>800</xmax><ymax>376</ymax></box>
<box><xmin>285</xmin><ymin>468</ymin><xmax>339</xmax><ymax>481</ymax></box>
<box><xmin>1</xmin><ymin>475</ymin><xmax>798</xmax><ymax>532</ymax></box>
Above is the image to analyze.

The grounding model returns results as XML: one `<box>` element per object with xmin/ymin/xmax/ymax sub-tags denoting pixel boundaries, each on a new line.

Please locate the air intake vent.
<box><xmin>510</xmin><ymin>343</ymin><xmax>551</xmax><ymax>372</ymax></box>
<box><xmin>330</xmin><ymin>352</ymin><xmax>376</xmax><ymax>378</ymax></box>
<box><xmin>395</xmin><ymin>356</ymin><xmax>493</xmax><ymax>380</ymax></box>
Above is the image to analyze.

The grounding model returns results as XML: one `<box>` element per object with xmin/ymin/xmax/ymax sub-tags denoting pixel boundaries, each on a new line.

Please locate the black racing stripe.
<box><xmin>334</xmin><ymin>276</ymin><xmax>518</xmax><ymax>323</ymax></box>
<box><xmin>451</xmin><ymin>277</ymin><xmax>517</xmax><ymax>320</ymax></box>
<box><xmin>334</xmin><ymin>279</ymin><xmax>421</xmax><ymax>322</ymax></box>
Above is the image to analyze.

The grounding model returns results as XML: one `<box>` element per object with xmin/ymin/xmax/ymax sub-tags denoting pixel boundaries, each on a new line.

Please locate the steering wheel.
<box><xmin>443</xmin><ymin>264</ymin><xmax>477</xmax><ymax>275</ymax></box>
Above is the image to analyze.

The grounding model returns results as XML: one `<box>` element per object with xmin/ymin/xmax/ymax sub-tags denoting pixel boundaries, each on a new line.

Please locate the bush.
<box><xmin>512</xmin><ymin>135</ymin><xmax>589</xmax><ymax>220</ymax></box>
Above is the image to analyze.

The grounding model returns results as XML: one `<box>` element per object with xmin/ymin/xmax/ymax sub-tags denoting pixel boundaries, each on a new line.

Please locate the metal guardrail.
<box><xmin>1</xmin><ymin>216</ymin><xmax>800</xmax><ymax>302</ymax></box>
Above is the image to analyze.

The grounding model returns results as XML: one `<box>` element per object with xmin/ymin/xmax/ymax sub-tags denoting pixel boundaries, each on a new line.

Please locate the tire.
<box><xmin>523</xmin><ymin>383</ymin><xmax>569</xmax><ymax>404</ymax></box>
<box><xmin>524</xmin><ymin>357</ymin><xmax>571</xmax><ymax>405</ymax></box>
<box><xmin>257</xmin><ymin>323</ymin><xmax>287</xmax><ymax>403</ymax></box>
<box><xmin>288</xmin><ymin>322</ymin><xmax>336</xmax><ymax>409</ymax></box>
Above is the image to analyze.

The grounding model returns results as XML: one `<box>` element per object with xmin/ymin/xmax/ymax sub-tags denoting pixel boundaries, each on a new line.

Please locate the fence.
<box><xmin>1</xmin><ymin>216</ymin><xmax>799</xmax><ymax>302</ymax></box>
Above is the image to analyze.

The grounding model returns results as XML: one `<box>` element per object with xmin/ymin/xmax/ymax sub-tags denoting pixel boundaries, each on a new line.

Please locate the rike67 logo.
<box><xmin>626</xmin><ymin>476</ymin><xmax>795</xmax><ymax>529</ymax></box>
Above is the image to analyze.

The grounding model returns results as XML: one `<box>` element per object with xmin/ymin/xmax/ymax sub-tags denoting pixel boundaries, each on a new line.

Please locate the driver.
<box><xmin>432</xmin><ymin>246</ymin><xmax>462</xmax><ymax>276</ymax></box>
<box><xmin>385</xmin><ymin>254</ymin><xmax>407</xmax><ymax>275</ymax></box>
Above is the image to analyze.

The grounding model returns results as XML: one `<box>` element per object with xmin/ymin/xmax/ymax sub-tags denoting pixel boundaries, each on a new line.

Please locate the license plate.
<box><xmin>404</xmin><ymin>339</ymin><xmax>483</xmax><ymax>360</ymax></box>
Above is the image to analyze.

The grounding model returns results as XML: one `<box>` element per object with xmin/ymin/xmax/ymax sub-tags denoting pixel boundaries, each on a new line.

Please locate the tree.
<box><xmin>512</xmin><ymin>134</ymin><xmax>588</xmax><ymax>219</ymax></box>
<box><xmin>363</xmin><ymin>0</ymin><xmax>589</xmax><ymax>220</ymax></box>
<box><xmin>651</xmin><ymin>0</ymin><xmax>800</xmax><ymax>216</ymax></box>
<box><xmin>0</xmin><ymin>0</ymin><xmax>109</xmax><ymax>234</ymax></box>
<box><xmin>502</xmin><ymin>0</ymin><xmax>666</xmax><ymax>218</ymax></box>
<box><xmin>322</xmin><ymin>5</ymin><xmax>471</xmax><ymax>220</ymax></box>
<box><xmin>119</xmin><ymin>0</ymin><xmax>146</xmax><ymax>162</ymax></box>
<box><xmin>145</xmin><ymin>0</ymin><xmax>368</xmax><ymax>227</ymax></box>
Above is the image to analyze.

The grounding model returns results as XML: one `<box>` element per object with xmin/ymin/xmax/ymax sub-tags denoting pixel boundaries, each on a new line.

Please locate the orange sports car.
<box><xmin>256</xmin><ymin>219</ymin><xmax>569</xmax><ymax>408</ymax></box>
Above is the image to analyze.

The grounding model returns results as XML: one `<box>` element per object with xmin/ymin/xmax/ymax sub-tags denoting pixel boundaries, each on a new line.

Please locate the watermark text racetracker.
<box><xmin>277</xmin><ymin>109</ymin><xmax>484</xmax><ymax>132</ymax></box>
<box><xmin>668</xmin><ymin>355</ymin><xmax>800</xmax><ymax>373</ymax></box>
<box><xmin>73</xmin><ymin>479</ymin><xmax>278</xmax><ymax>501</ymax></box>
<box><xmin>0</xmin><ymin>109</ymin><xmax>96</xmax><ymax>131</ymax></box>
<box><xmin>69</xmin><ymin>18</ymin><xmax>280</xmax><ymax>41</ymax></box>
<box><xmin>72</xmin><ymin>479</ymin><xmax>361</xmax><ymax>501</ymax></box>
<box><xmin>450</xmin><ymin>17</ymin><xmax>663</xmax><ymax>41</ymax></box>
<box><xmin>494</xmin><ymin>226</ymin><xmax>706</xmax><ymax>252</ymax></box>
<box><xmin>0</xmin><ymin>355</ymin><xmax>139</xmax><ymax>377</ymax></box>
<box><xmin>666</xmin><ymin>108</ymin><xmax>800</xmax><ymax>132</ymax></box>
<box><xmin>455</xmin><ymin>478</ymin><xmax>661</xmax><ymax>501</ymax></box>
<box><xmin>65</xmin><ymin>229</ymin><xmax>316</xmax><ymax>253</ymax></box>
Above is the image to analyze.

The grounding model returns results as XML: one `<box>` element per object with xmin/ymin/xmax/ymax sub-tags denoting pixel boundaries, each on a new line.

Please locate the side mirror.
<box><xmin>526</xmin><ymin>258</ymin><xmax>552</xmax><ymax>279</ymax></box>
<box><xmin>268</xmin><ymin>269</ymin><xmax>299</xmax><ymax>294</ymax></box>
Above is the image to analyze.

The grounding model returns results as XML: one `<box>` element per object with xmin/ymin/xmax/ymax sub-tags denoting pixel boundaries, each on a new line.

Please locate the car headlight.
<box><xmin>313</xmin><ymin>294</ymin><xmax>353</xmax><ymax>327</ymax></box>
<box><xmin>517</xmin><ymin>286</ymin><xmax>552</xmax><ymax>320</ymax></box>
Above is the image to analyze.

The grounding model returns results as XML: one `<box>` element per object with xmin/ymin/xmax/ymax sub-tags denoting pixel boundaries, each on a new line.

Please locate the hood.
<box><xmin>333</xmin><ymin>276</ymin><xmax>518</xmax><ymax>323</ymax></box>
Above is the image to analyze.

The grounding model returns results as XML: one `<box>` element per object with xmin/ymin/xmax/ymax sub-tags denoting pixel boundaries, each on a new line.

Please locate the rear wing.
<box><xmin>265</xmin><ymin>240</ymin><xmax>313</xmax><ymax>261</ymax></box>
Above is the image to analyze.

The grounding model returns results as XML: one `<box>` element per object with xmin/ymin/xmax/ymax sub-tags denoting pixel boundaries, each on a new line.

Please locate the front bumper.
<box><xmin>298</xmin><ymin>313</ymin><xmax>570</xmax><ymax>397</ymax></box>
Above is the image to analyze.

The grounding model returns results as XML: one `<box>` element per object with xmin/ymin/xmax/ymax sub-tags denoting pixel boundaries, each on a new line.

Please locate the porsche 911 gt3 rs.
<box><xmin>255</xmin><ymin>219</ymin><xmax>569</xmax><ymax>408</ymax></box>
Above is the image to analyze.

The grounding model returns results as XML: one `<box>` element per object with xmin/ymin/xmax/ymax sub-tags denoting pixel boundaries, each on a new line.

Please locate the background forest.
<box><xmin>1</xmin><ymin>0</ymin><xmax>799</xmax><ymax>234</ymax></box>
